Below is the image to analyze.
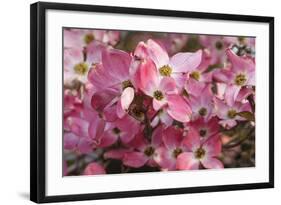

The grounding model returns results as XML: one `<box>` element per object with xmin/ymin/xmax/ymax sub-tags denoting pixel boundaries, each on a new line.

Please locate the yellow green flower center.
<box><xmin>159</xmin><ymin>65</ymin><xmax>172</xmax><ymax>77</ymax></box>
<box><xmin>194</xmin><ymin>147</ymin><xmax>206</xmax><ymax>159</ymax></box>
<box><xmin>122</xmin><ymin>80</ymin><xmax>133</xmax><ymax>90</ymax></box>
<box><xmin>199</xmin><ymin>129</ymin><xmax>207</xmax><ymax>137</ymax></box>
<box><xmin>215</xmin><ymin>41</ymin><xmax>223</xmax><ymax>50</ymax></box>
<box><xmin>153</xmin><ymin>90</ymin><xmax>164</xmax><ymax>101</ymax></box>
<box><xmin>182</xmin><ymin>89</ymin><xmax>189</xmax><ymax>97</ymax></box>
<box><xmin>173</xmin><ymin>148</ymin><xmax>183</xmax><ymax>158</ymax></box>
<box><xmin>190</xmin><ymin>71</ymin><xmax>201</xmax><ymax>81</ymax></box>
<box><xmin>112</xmin><ymin>127</ymin><xmax>121</xmax><ymax>135</ymax></box>
<box><xmin>74</xmin><ymin>62</ymin><xmax>88</xmax><ymax>75</ymax></box>
<box><xmin>198</xmin><ymin>107</ymin><xmax>207</xmax><ymax>116</ymax></box>
<box><xmin>144</xmin><ymin>146</ymin><xmax>155</xmax><ymax>157</ymax></box>
<box><xmin>235</xmin><ymin>74</ymin><xmax>247</xmax><ymax>86</ymax></box>
<box><xmin>227</xmin><ymin>109</ymin><xmax>237</xmax><ymax>119</ymax></box>
<box><xmin>84</xmin><ymin>33</ymin><xmax>95</xmax><ymax>44</ymax></box>
<box><xmin>238</xmin><ymin>36</ymin><xmax>245</xmax><ymax>43</ymax></box>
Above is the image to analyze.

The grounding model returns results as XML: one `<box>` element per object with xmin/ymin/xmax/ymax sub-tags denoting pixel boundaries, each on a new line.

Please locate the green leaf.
<box><xmin>237</xmin><ymin>111</ymin><xmax>255</xmax><ymax>122</ymax></box>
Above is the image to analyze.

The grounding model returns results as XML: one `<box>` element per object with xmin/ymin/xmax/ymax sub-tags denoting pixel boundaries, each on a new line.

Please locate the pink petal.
<box><xmin>201</xmin><ymin>157</ymin><xmax>224</xmax><ymax>169</ymax></box>
<box><xmin>102</xmin><ymin>48</ymin><xmax>131</xmax><ymax>82</ymax></box>
<box><xmin>236</xmin><ymin>87</ymin><xmax>253</xmax><ymax>102</ymax></box>
<box><xmin>151</xmin><ymin>125</ymin><xmax>163</xmax><ymax>147</ymax></box>
<box><xmin>121</xmin><ymin>87</ymin><xmax>134</xmax><ymax>111</ymax></box>
<box><xmin>64</xmin><ymin>132</ymin><xmax>79</xmax><ymax>150</ymax></box>
<box><xmin>77</xmin><ymin>137</ymin><xmax>93</xmax><ymax>154</ymax></box>
<box><xmin>176</xmin><ymin>152</ymin><xmax>199</xmax><ymax>170</ymax></box>
<box><xmin>116</xmin><ymin>100</ymin><xmax>126</xmax><ymax>119</ymax></box>
<box><xmin>203</xmin><ymin>135</ymin><xmax>222</xmax><ymax>157</ymax></box>
<box><xmin>170</xmin><ymin>50</ymin><xmax>202</xmax><ymax>73</ymax></box>
<box><xmin>147</xmin><ymin>39</ymin><xmax>169</xmax><ymax>68</ymax></box>
<box><xmin>123</xmin><ymin>152</ymin><xmax>148</xmax><ymax>168</ymax></box>
<box><xmin>88</xmin><ymin>116</ymin><xmax>105</xmax><ymax>139</ymax></box>
<box><xmin>87</xmin><ymin>63</ymin><xmax>118</xmax><ymax>91</ymax></box>
<box><xmin>182</xmin><ymin>128</ymin><xmax>201</xmax><ymax>151</ymax></box>
<box><xmin>97</xmin><ymin>129</ymin><xmax>118</xmax><ymax>147</ymax></box>
<box><xmin>85</xmin><ymin>41</ymin><xmax>105</xmax><ymax>64</ymax></box>
<box><xmin>120</xmin><ymin>132</ymin><xmax>135</xmax><ymax>144</ymax></box>
<box><xmin>159</xmin><ymin>77</ymin><xmax>178</xmax><ymax>95</ymax></box>
<box><xmin>136</xmin><ymin>59</ymin><xmax>159</xmax><ymax>96</ymax></box>
<box><xmin>213</xmin><ymin>68</ymin><xmax>234</xmax><ymax>83</ymax></box>
<box><xmin>83</xmin><ymin>162</ymin><xmax>106</xmax><ymax>175</ymax></box>
<box><xmin>103</xmin><ymin>105</ymin><xmax>118</xmax><ymax>122</ymax></box>
<box><xmin>66</xmin><ymin>117</ymin><xmax>89</xmax><ymax>137</ymax></box>
<box><xmin>153</xmin><ymin>98</ymin><xmax>167</xmax><ymax>111</ymax></box>
<box><xmin>224</xmin><ymin>85</ymin><xmax>241</xmax><ymax>106</ymax></box>
<box><xmin>167</xmin><ymin>94</ymin><xmax>192</xmax><ymax>123</ymax></box>
<box><xmin>154</xmin><ymin>146</ymin><xmax>176</xmax><ymax>170</ymax></box>
<box><xmin>134</xmin><ymin>41</ymin><xmax>149</xmax><ymax>59</ymax></box>
<box><xmin>104</xmin><ymin>148</ymin><xmax>131</xmax><ymax>160</ymax></box>
<box><xmin>226</xmin><ymin>48</ymin><xmax>255</xmax><ymax>73</ymax></box>
<box><xmin>163</xmin><ymin>126</ymin><xmax>183</xmax><ymax>150</ymax></box>
<box><xmin>91</xmin><ymin>88</ymin><xmax>119</xmax><ymax>111</ymax></box>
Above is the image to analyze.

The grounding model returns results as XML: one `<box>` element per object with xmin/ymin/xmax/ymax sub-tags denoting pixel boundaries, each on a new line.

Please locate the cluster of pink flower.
<box><xmin>63</xmin><ymin>28</ymin><xmax>255</xmax><ymax>175</ymax></box>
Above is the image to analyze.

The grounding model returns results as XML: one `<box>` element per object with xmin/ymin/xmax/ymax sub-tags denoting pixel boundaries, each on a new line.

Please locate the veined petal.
<box><xmin>170</xmin><ymin>50</ymin><xmax>202</xmax><ymax>73</ymax></box>
<box><xmin>102</xmin><ymin>48</ymin><xmax>131</xmax><ymax>82</ymax></box>
<box><xmin>136</xmin><ymin>59</ymin><xmax>159</xmax><ymax>96</ymax></box>
<box><xmin>167</xmin><ymin>94</ymin><xmax>192</xmax><ymax>123</ymax></box>
<box><xmin>182</xmin><ymin>128</ymin><xmax>201</xmax><ymax>152</ymax></box>
<box><xmin>123</xmin><ymin>152</ymin><xmax>148</xmax><ymax>168</ymax></box>
<box><xmin>159</xmin><ymin>77</ymin><xmax>178</xmax><ymax>95</ymax></box>
<box><xmin>121</xmin><ymin>87</ymin><xmax>134</xmax><ymax>111</ymax></box>
<box><xmin>147</xmin><ymin>39</ymin><xmax>169</xmax><ymax>68</ymax></box>
<box><xmin>201</xmin><ymin>157</ymin><xmax>224</xmax><ymax>169</ymax></box>
<box><xmin>224</xmin><ymin>85</ymin><xmax>241</xmax><ymax>106</ymax></box>
<box><xmin>176</xmin><ymin>152</ymin><xmax>200</xmax><ymax>170</ymax></box>
<box><xmin>163</xmin><ymin>126</ymin><xmax>183</xmax><ymax>150</ymax></box>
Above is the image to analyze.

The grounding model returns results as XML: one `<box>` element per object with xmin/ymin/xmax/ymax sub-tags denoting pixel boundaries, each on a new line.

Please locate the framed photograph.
<box><xmin>30</xmin><ymin>2</ymin><xmax>274</xmax><ymax>203</ymax></box>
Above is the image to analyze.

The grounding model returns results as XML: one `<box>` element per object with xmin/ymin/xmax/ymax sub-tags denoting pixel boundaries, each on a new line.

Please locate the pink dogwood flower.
<box><xmin>176</xmin><ymin>128</ymin><xmax>223</xmax><ymax>170</ymax></box>
<box><xmin>64</xmin><ymin>109</ymin><xmax>106</xmax><ymax>152</ymax></box>
<box><xmin>188</xmin><ymin>117</ymin><xmax>220</xmax><ymax>142</ymax></box>
<box><xmin>123</xmin><ymin>125</ymin><xmax>163</xmax><ymax>168</ymax></box>
<box><xmin>88</xmin><ymin>49</ymin><xmax>135</xmax><ymax>117</ymax></box>
<box><xmin>154</xmin><ymin>126</ymin><xmax>187</xmax><ymax>170</ymax></box>
<box><xmin>64</xmin><ymin>29</ymin><xmax>120</xmax><ymax>48</ymax></box>
<box><xmin>95</xmin><ymin>114</ymin><xmax>140</xmax><ymax>147</ymax></box>
<box><xmin>135</xmin><ymin>39</ymin><xmax>202</xmax><ymax>88</ymax></box>
<box><xmin>214</xmin><ymin>97</ymin><xmax>251</xmax><ymax>128</ymax></box>
<box><xmin>186</xmin><ymin>84</ymin><xmax>214</xmax><ymax>121</ymax></box>
<box><xmin>135</xmin><ymin>58</ymin><xmax>192</xmax><ymax>122</ymax></box>
<box><xmin>214</xmin><ymin>48</ymin><xmax>255</xmax><ymax>106</ymax></box>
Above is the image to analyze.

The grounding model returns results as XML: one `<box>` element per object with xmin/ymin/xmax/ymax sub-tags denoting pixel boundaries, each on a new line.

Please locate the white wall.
<box><xmin>0</xmin><ymin>0</ymin><xmax>279</xmax><ymax>204</ymax></box>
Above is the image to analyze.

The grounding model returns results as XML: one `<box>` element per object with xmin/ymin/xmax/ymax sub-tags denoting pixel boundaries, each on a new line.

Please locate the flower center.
<box><xmin>153</xmin><ymin>90</ymin><xmax>164</xmax><ymax>101</ymax></box>
<box><xmin>235</xmin><ymin>74</ymin><xmax>247</xmax><ymax>86</ymax></box>
<box><xmin>190</xmin><ymin>71</ymin><xmax>201</xmax><ymax>81</ymax></box>
<box><xmin>122</xmin><ymin>80</ymin><xmax>133</xmax><ymax>90</ymax></box>
<box><xmin>198</xmin><ymin>107</ymin><xmax>207</xmax><ymax>116</ymax></box>
<box><xmin>194</xmin><ymin>147</ymin><xmax>206</xmax><ymax>159</ymax></box>
<box><xmin>199</xmin><ymin>129</ymin><xmax>207</xmax><ymax>137</ymax></box>
<box><xmin>238</xmin><ymin>36</ymin><xmax>245</xmax><ymax>43</ymax></box>
<box><xmin>159</xmin><ymin>65</ymin><xmax>172</xmax><ymax>77</ymax></box>
<box><xmin>112</xmin><ymin>127</ymin><xmax>121</xmax><ymax>135</ymax></box>
<box><xmin>144</xmin><ymin>146</ymin><xmax>155</xmax><ymax>157</ymax></box>
<box><xmin>74</xmin><ymin>62</ymin><xmax>88</xmax><ymax>75</ymax></box>
<box><xmin>84</xmin><ymin>33</ymin><xmax>95</xmax><ymax>44</ymax></box>
<box><xmin>215</xmin><ymin>41</ymin><xmax>223</xmax><ymax>50</ymax></box>
<box><xmin>227</xmin><ymin>109</ymin><xmax>237</xmax><ymax>119</ymax></box>
<box><xmin>173</xmin><ymin>148</ymin><xmax>183</xmax><ymax>158</ymax></box>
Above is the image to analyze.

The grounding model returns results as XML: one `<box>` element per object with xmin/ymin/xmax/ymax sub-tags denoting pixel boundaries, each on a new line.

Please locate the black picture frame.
<box><xmin>30</xmin><ymin>1</ymin><xmax>274</xmax><ymax>203</ymax></box>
